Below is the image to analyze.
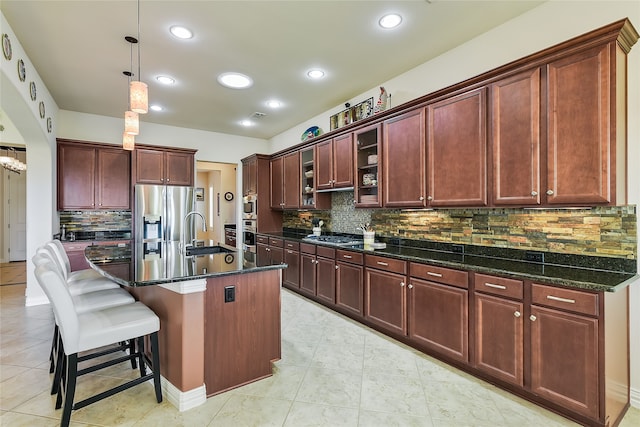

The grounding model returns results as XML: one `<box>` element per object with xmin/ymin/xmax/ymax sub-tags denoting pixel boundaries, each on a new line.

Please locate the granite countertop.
<box><xmin>85</xmin><ymin>242</ymin><xmax>285</xmax><ymax>287</ymax></box>
<box><xmin>258</xmin><ymin>230</ymin><xmax>637</xmax><ymax>293</ymax></box>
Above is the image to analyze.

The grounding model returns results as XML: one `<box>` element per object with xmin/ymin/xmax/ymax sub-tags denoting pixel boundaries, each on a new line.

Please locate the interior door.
<box><xmin>7</xmin><ymin>171</ymin><xmax>27</xmax><ymax>261</ymax></box>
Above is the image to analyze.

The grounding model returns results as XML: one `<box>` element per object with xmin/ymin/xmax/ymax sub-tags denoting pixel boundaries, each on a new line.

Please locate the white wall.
<box><xmin>268</xmin><ymin>0</ymin><xmax>640</xmax><ymax>408</ymax></box>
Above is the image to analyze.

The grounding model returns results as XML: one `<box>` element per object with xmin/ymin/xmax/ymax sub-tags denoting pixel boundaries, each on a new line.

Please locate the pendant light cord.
<box><xmin>137</xmin><ymin>0</ymin><xmax>141</xmax><ymax>83</ymax></box>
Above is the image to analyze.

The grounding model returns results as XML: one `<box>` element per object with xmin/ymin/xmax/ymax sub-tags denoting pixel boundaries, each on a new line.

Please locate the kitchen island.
<box><xmin>85</xmin><ymin>242</ymin><xmax>286</xmax><ymax>411</ymax></box>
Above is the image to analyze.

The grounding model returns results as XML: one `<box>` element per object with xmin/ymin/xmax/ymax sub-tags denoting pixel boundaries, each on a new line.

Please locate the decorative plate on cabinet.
<box><xmin>2</xmin><ymin>33</ymin><xmax>11</xmax><ymax>60</ymax></box>
<box><xmin>224</xmin><ymin>191</ymin><xmax>234</xmax><ymax>201</ymax></box>
<box><xmin>39</xmin><ymin>101</ymin><xmax>45</xmax><ymax>119</ymax></box>
<box><xmin>47</xmin><ymin>117</ymin><xmax>52</xmax><ymax>133</ymax></box>
<box><xmin>29</xmin><ymin>81</ymin><xmax>37</xmax><ymax>100</ymax></box>
<box><xmin>17</xmin><ymin>59</ymin><xmax>26</xmax><ymax>81</ymax></box>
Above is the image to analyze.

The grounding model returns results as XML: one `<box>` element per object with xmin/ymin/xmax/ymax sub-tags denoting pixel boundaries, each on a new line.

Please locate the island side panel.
<box><xmin>129</xmin><ymin>286</ymin><xmax>205</xmax><ymax>392</ymax></box>
<box><xmin>204</xmin><ymin>269</ymin><xmax>282</xmax><ymax>396</ymax></box>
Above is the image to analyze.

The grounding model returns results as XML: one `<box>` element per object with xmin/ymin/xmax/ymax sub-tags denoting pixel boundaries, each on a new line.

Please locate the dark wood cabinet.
<box><xmin>490</xmin><ymin>68</ymin><xmax>542</xmax><ymax>206</ymax></box>
<box><xmin>408</xmin><ymin>263</ymin><xmax>469</xmax><ymax>362</ymax></box>
<box><xmin>473</xmin><ymin>273</ymin><xmax>525</xmax><ymax>387</ymax></box>
<box><xmin>300</xmin><ymin>147</ymin><xmax>330</xmax><ymax>209</ymax></box>
<box><xmin>427</xmin><ymin>88</ymin><xmax>487</xmax><ymax>207</ymax></box>
<box><xmin>300</xmin><ymin>252</ymin><xmax>317</xmax><ymax>296</ymax></box>
<box><xmin>316</xmin><ymin>133</ymin><xmax>354</xmax><ymax>190</ymax></box>
<box><xmin>242</xmin><ymin>156</ymin><xmax>257</xmax><ymax>195</ymax></box>
<box><xmin>383</xmin><ymin>109</ymin><xmax>426</xmax><ymax>208</ymax></box>
<box><xmin>354</xmin><ymin>124</ymin><xmax>382</xmax><ymax>207</ymax></box>
<box><xmin>530</xmin><ymin>285</ymin><xmax>599</xmax><ymax>419</ymax></box>
<box><xmin>256</xmin><ymin>237</ymin><xmax>283</xmax><ymax>267</ymax></box>
<box><xmin>135</xmin><ymin>147</ymin><xmax>195</xmax><ymax>186</ymax></box>
<box><xmin>57</xmin><ymin>141</ymin><xmax>130</xmax><ymax>210</ymax></box>
<box><xmin>546</xmin><ymin>44</ymin><xmax>614</xmax><ymax>205</ymax></box>
<box><xmin>283</xmin><ymin>244</ymin><xmax>300</xmax><ymax>289</ymax></box>
<box><xmin>335</xmin><ymin>250</ymin><xmax>364</xmax><ymax>318</ymax></box>
<box><xmin>365</xmin><ymin>266</ymin><xmax>407</xmax><ymax>336</ymax></box>
<box><xmin>270</xmin><ymin>152</ymin><xmax>300</xmax><ymax>209</ymax></box>
<box><xmin>316</xmin><ymin>253</ymin><xmax>336</xmax><ymax>304</ymax></box>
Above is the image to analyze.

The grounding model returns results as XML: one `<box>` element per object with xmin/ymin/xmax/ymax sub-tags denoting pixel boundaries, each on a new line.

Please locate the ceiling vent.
<box><xmin>251</xmin><ymin>112</ymin><xmax>267</xmax><ymax>119</ymax></box>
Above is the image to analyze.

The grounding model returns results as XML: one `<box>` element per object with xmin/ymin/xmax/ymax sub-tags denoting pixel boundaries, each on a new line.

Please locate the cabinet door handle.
<box><xmin>427</xmin><ymin>271</ymin><xmax>442</xmax><ymax>277</ymax></box>
<box><xmin>335</xmin><ymin>265</ymin><xmax>339</xmax><ymax>270</ymax></box>
<box><xmin>427</xmin><ymin>196</ymin><xmax>433</xmax><ymax>201</ymax></box>
<box><xmin>376</xmin><ymin>261</ymin><xmax>389</xmax><ymax>266</ymax></box>
<box><xmin>266</xmin><ymin>248</ymin><xmax>270</xmax><ymax>252</ymax></box>
<box><xmin>546</xmin><ymin>189</ymin><xmax>554</xmax><ymax>195</ymax></box>
<box><xmin>514</xmin><ymin>311</ymin><xmax>521</xmax><ymax>318</ymax></box>
<box><xmin>287</xmin><ymin>250</ymin><xmax>293</xmax><ymax>254</ymax></box>
<box><xmin>530</xmin><ymin>315</ymin><xmax>537</xmax><ymax>321</ymax></box>
<box><xmin>419</xmin><ymin>196</ymin><xmax>424</xmax><ymax>201</ymax></box>
<box><xmin>531</xmin><ymin>190</ymin><xmax>538</xmax><ymax>196</ymax></box>
<box><xmin>546</xmin><ymin>295</ymin><xmax>575</xmax><ymax>304</ymax></box>
<box><xmin>342</xmin><ymin>255</ymin><xmax>352</xmax><ymax>259</ymax></box>
<box><xmin>166</xmin><ymin>178</ymin><xmax>170</xmax><ymax>182</ymax></box>
<box><xmin>483</xmin><ymin>283</ymin><xmax>507</xmax><ymax>290</ymax></box>
<box><xmin>400</xmin><ymin>282</ymin><xmax>405</xmax><ymax>287</ymax></box>
<box><xmin>408</xmin><ymin>284</ymin><xmax>413</xmax><ymax>289</ymax></box>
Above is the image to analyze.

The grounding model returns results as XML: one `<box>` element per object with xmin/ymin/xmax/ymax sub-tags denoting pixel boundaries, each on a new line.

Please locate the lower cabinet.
<box><xmin>300</xmin><ymin>249</ymin><xmax>317</xmax><ymax>296</ymax></box>
<box><xmin>365</xmin><ymin>255</ymin><xmax>408</xmax><ymax>336</ymax></box>
<box><xmin>473</xmin><ymin>273</ymin><xmax>524</xmax><ymax>386</ymax></box>
<box><xmin>335</xmin><ymin>250</ymin><xmax>364</xmax><ymax>318</ymax></box>
<box><xmin>315</xmin><ymin>253</ymin><xmax>336</xmax><ymax>304</ymax></box>
<box><xmin>283</xmin><ymin>241</ymin><xmax>300</xmax><ymax>289</ymax></box>
<box><xmin>530</xmin><ymin>284</ymin><xmax>600</xmax><ymax>420</ymax></box>
<box><xmin>408</xmin><ymin>263</ymin><xmax>469</xmax><ymax>362</ymax></box>
<box><xmin>256</xmin><ymin>236</ymin><xmax>283</xmax><ymax>267</ymax></box>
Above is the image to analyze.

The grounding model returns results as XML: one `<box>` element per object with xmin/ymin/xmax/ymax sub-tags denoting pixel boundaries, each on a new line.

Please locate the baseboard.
<box><xmin>161</xmin><ymin>376</ymin><xmax>207</xmax><ymax>412</ymax></box>
<box><xmin>631</xmin><ymin>385</ymin><xmax>640</xmax><ymax>409</ymax></box>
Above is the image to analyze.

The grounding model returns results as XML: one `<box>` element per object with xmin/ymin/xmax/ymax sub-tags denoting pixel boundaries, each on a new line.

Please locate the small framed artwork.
<box><xmin>195</xmin><ymin>187</ymin><xmax>204</xmax><ymax>201</ymax></box>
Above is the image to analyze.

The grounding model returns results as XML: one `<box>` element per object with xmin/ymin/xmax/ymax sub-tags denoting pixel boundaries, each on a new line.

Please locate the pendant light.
<box><xmin>130</xmin><ymin>0</ymin><xmax>148</xmax><ymax>114</ymax></box>
<box><xmin>122</xmin><ymin>132</ymin><xmax>135</xmax><ymax>151</ymax></box>
<box><xmin>123</xmin><ymin>69</ymin><xmax>137</xmax><ymax>149</ymax></box>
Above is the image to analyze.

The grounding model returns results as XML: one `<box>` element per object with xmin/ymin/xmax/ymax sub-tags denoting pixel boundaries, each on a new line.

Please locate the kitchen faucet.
<box><xmin>180</xmin><ymin>210</ymin><xmax>207</xmax><ymax>253</ymax></box>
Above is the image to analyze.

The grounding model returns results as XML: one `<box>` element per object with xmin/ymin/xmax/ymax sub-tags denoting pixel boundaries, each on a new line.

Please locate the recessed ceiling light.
<box><xmin>156</xmin><ymin>75</ymin><xmax>175</xmax><ymax>85</ymax></box>
<box><xmin>150</xmin><ymin>105</ymin><xmax>163</xmax><ymax>112</ymax></box>
<box><xmin>266</xmin><ymin>100</ymin><xmax>282</xmax><ymax>108</ymax></box>
<box><xmin>170</xmin><ymin>26</ymin><xmax>193</xmax><ymax>39</ymax></box>
<box><xmin>307</xmin><ymin>69</ymin><xmax>325</xmax><ymax>79</ymax></box>
<box><xmin>379</xmin><ymin>13</ymin><xmax>402</xmax><ymax>29</ymax></box>
<box><xmin>240</xmin><ymin>119</ymin><xmax>254</xmax><ymax>127</ymax></box>
<box><xmin>218</xmin><ymin>72</ymin><xmax>253</xmax><ymax>89</ymax></box>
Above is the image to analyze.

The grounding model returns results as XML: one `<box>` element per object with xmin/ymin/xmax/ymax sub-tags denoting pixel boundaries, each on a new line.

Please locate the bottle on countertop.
<box><xmin>61</xmin><ymin>224</ymin><xmax>66</xmax><ymax>241</ymax></box>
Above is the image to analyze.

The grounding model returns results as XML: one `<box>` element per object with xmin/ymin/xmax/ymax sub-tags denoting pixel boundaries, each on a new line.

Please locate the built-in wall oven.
<box><xmin>242</xmin><ymin>195</ymin><xmax>257</xmax><ymax>220</ymax></box>
<box><xmin>243</xmin><ymin>219</ymin><xmax>256</xmax><ymax>252</ymax></box>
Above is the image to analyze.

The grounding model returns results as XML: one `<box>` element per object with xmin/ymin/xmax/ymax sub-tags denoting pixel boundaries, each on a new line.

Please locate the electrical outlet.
<box><xmin>525</xmin><ymin>251</ymin><xmax>544</xmax><ymax>263</ymax></box>
<box><xmin>451</xmin><ymin>244</ymin><xmax>464</xmax><ymax>254</ymax></box>
<box><xmin>224</xmin><ymin>286</ymin><xmax>235</xmax><ymax>303</ymax></box>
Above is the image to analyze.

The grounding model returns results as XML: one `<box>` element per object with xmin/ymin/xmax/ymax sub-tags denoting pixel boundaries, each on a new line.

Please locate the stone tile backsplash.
<box><xmin>59</xmin><ymin>210</ymin><xmax>132</xmax><ymax>232</ymax></box>
<box><xmin>283</xmin><ymin>191</ymin><xmax>636</xmax><ymax>259</ymax></box>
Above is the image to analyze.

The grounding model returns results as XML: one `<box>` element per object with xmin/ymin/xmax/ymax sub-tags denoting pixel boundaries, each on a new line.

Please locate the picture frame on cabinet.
<box><xmin>2</xmin><ymin>33</ymin><xmax>12</xmax><ymax>60</ymax></box>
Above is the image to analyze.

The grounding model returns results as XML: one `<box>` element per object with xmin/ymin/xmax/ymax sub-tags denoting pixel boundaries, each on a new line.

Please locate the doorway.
<box><xmin>1</xmin><ymin>146</ymin><xmax>27</xmax><ymax>262</ymax></box>
<box><xmin>195</xmin><ymin>161</ymin><xmax>238</xmax><ymax>247</ymax></box>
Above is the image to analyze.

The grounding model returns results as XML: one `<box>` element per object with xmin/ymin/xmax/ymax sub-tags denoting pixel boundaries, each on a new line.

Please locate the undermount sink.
<box><xmin>185</xmin><ymin>245</ymin><xmax>235</xmax><ymax>256</ymax></box>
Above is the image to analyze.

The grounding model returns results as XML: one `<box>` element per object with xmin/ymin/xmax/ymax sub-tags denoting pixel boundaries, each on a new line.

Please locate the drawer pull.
<box><xmin>427</xmin><ymin>272</ymin><xmax>442</xmax><ymax>277</ymax></box>
<box><xmin>514</xmin><ymin>311</ymin><xmax>521</xmax><ymax>318</ymax></box>
<box><xmin>484</xmin><ymin>283</ymin><xmax>507</xmax><ymax>290</ymax></box>
<box><xmin>376</xmin><ymin>261</ymin><xmax>389</xmax><ymax>266</ymax></box>
<box><xmin>400</xmin><ymin>282</ymin><xmax>405</xmax><ymax>287</ymax></box>
<box><xmin>530</xmin><ymin>315</ymin><xmax>537</xmax><ymax>321</ymax></box>
<box><xmin>547</xmin><ymin>295</ymin><xmax>576</xmax><ymax>304</ymax></box>
<box><xmin>342</xmin><ymin>255</ymin><xmax>352</xmax><ymax>259</ymax></box>
<box><xmin>287</xmin><ymin>250</ymin><xmax>293</xmax><ymax>254</ymax></box>
<box><xmin>408</xmin><ymin>284</ymin><xmax>413</xmax><ymax>289</ymax></box>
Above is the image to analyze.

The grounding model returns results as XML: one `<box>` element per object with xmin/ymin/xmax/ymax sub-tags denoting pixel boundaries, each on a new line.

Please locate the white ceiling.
<box><xmin>1</xmin><ymin>1</ymin><xmax>544</xmax><ymax>140</ymax></box>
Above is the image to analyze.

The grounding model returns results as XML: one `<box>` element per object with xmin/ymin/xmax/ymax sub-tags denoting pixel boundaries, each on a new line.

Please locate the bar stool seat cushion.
<box><xmin>72</xmin><ymin>288</ymin><xmax>135</xmax><ymax>314</ymax></box>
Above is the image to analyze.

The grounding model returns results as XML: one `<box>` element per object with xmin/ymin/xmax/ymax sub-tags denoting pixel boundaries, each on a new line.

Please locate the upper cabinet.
<box><xmin>242</xmin><ymin>155</ymin><xmax>258</xmax><ymax>195</ymax></box>
<box><xmin>300</xmin><ymin>147</ymin><xmax>330</xmax><ymax>209</ymax></box>
<box><xmin>490</xmin><ymin>68</ymin><xmax>542</xmax><ymax>206</ymax></box>
<box><xmin>270</xmin><ymin>151</ymin><xmax>300</xmax><ymax>209</ymax></box>
<box><xmin>427</xmin><ymin>88</ymin><xmax>488</xmax><ymax>207</ymax></box>
<box><xmin>354</xmin><ymin>123</ymin><xmax>382</xmax><ymax>207</ymax></box>
<box><xmin>546</xmin><ymin>44</ymin><xmax>615</xmax><ymax>205</ymax></box>
<box><xmin>315</xmin><ymin>133</ymin><xmax>354</xmax><ymax>190</ymax></box>
<box><xmin>57</xmin><ymin>140</ymin><xmax>131</xmax><ymax>210</ymax></box>
<box><xmin>135</xmin><ymin>147</ymin><xmax>195</xmax><ymax>186</ymax></box>
<box><xmin>383</xmin><ymin>109</ymin><xmax>426</xmax><ymax>208</ymax></box>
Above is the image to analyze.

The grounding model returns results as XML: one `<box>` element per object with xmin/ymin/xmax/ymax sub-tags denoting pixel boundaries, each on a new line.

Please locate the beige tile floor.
<box><xmin>1</xmin><ymin>282</ymin><xmax>639</xmax><ymax>426</ymax></box>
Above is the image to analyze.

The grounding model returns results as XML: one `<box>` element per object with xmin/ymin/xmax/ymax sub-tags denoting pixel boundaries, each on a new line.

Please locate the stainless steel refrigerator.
<box><xmin>135</xmin><ymin>184</ymin><xmax>196</xmax><ymax>244</ymax></box>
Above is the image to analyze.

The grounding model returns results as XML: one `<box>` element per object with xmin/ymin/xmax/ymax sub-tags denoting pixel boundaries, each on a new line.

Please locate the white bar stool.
<box><xmin>34</xmin><ymin>263</ymin><xmax>162</xmax><ymax>427</ymax></box>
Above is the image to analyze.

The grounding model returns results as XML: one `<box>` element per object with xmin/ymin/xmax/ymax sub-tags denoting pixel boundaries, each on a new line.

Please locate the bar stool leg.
<box><xmin>151</xmin><ymin>332</ymin><xmax>162</xmax><ymax>403</ymax></box>
<box><xmin>61</xmin><ymin>353</ymin><xmax>78</xmax><ymax>427</ymax></box>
